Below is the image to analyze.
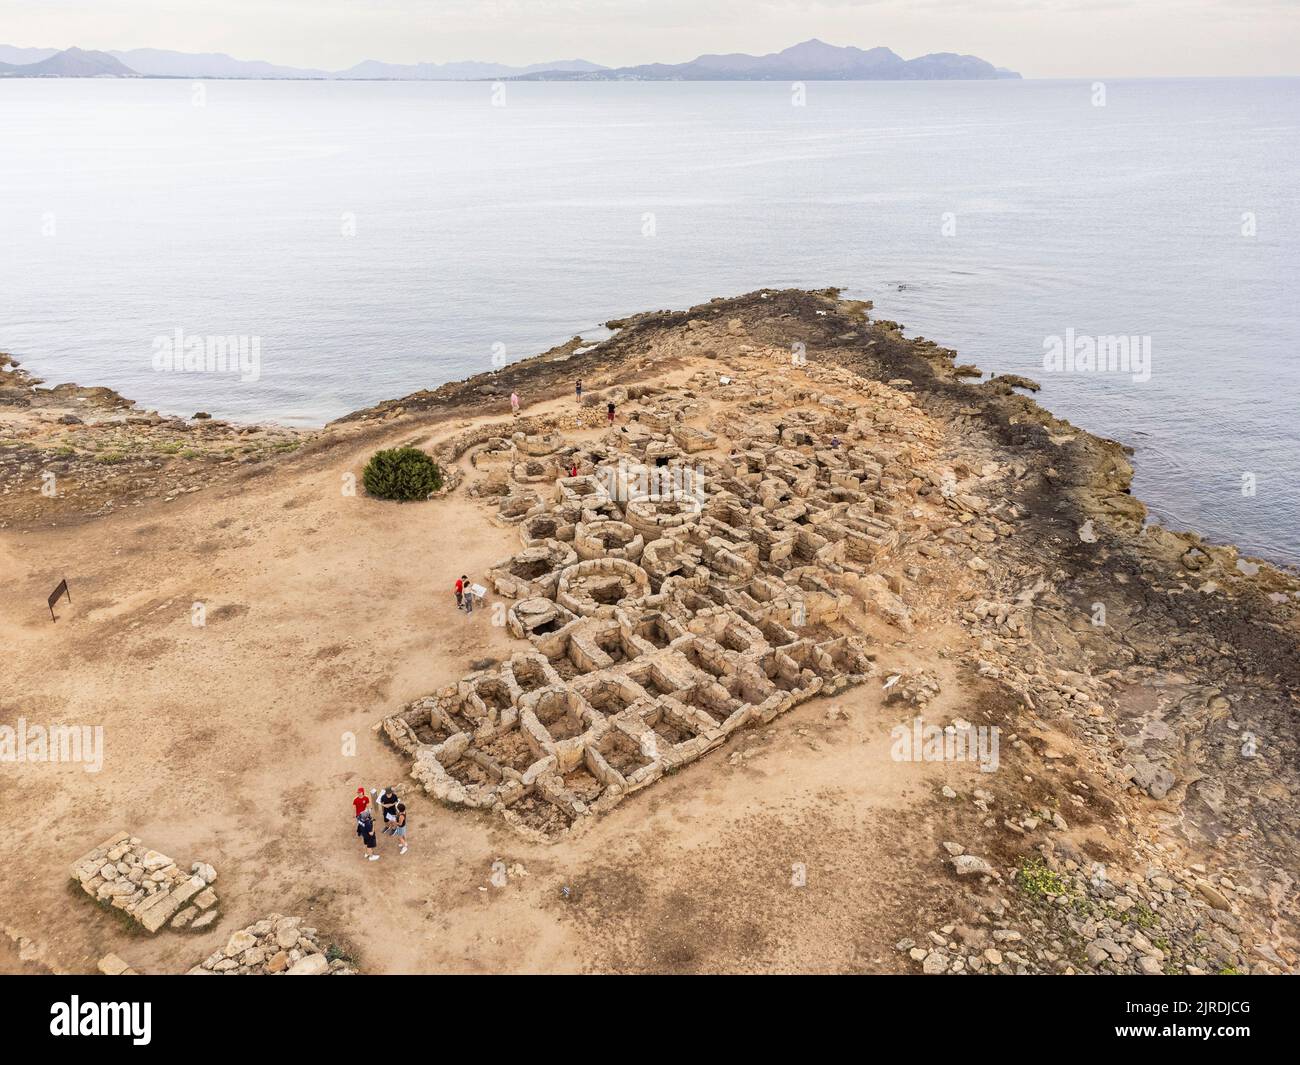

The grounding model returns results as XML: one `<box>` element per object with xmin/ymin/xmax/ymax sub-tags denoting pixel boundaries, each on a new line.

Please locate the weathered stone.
<box><xmin>97</xmin><ymin>953</ymin><xmax>133</xmax><ymax>976</ymax></box>
<box><xmin>921</xmin><ymin>950</ymin><xmax>949</xmax><ymax>974</ymax></box>
<box><xmin>286</xmin><ymin>953</ymin><xmax>330</xmax><ymax>976</ymax></box>
<box><xmin>223</xmin><ymin>930</ymin><xmax>258</xmax><ymax>958</ymax></box>
<box><xmin>136</xmin><ymin>890</ymin><xmax>183</xmax><ymax>933</ymax></box>
<box><xmin>950</xmin><ymin>854</ymin><xmax>996</xmax><ymax>878</ymax></box>
<box><xmin>171</xmin><ymin>906</ymin><xmax>198</xmax><ymax>929</ymax></box>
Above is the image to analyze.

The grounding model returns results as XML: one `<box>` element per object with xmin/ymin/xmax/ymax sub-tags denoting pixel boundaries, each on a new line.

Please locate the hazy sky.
<box><xmin>3</xmin><ymin>0</ymin><xmax>1298</xmax><ymax>77</ymax></box>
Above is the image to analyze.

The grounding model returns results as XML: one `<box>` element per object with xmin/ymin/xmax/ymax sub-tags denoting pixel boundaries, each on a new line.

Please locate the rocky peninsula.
<box><xmin>1</xmin><ymin>288</ymin><xmax>1296</xmax><ymax>975</ymax></box>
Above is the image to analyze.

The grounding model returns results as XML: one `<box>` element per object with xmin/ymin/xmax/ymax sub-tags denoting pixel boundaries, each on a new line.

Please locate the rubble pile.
<box><xmin>70</xmin><ymin>831</ymin><xmax>220</xmax><ymax>933</ymax></box>
<box><xmin>189</xmin><ymin>914</ymin><xmax>357</xmax><ymax>975</ymax></box>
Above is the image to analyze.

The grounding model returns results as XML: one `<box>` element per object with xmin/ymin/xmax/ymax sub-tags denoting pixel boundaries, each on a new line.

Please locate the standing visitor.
<box><xmin>352</xmin><ymin>787</ymin><xmax>369</xmax><ymax>818</ymax></box>
<box><xmin>454</xmin><ymin>575</ymin><xmax>465</xmax><ymax>610</ymax></box>
<box><xmin>461</xmin><ymin>574</ymin><xmax>474</xmax><ymax>615</ymax></box>
<box><xmin>510</xmin><ymin>391</ymin><xmax>520</xmax><ymax>417</ymax></box>
<box><xmin>393</xmin><ymin>802</ymin><xmax>409</xmax><ymax>855</ymax></box>
<box><xmin>575</xmin><ymin>379</ymin><xmax>583</xmax><ymax>404</ymax></box>
<box><xmin>357</xmin><ymin>808</ymin><xmax>380</xmax><ymax>861</ymax></box>
<box><xmin>607</xmin><ymin>400</ymin><xmax>616</xmax><ymax>426</ymax></box>
<box><xmin>378</xmin><ymin>786</ymin><xmax>399</xmax><ymax>834</ymax></box>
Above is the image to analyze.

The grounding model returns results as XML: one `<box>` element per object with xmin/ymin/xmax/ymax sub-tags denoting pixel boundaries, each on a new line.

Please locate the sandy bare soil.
<box><xmin>3</xmin><ymin>288</ymin><xmax>1296</xmax><ymax>975</ymax></box>
<box><xmin>1</xmin><ymin>373</ymin><xmax>981</xmax><ymax>975</ymax></box>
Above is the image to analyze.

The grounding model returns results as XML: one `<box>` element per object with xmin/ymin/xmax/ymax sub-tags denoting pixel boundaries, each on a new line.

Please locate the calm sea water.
<box><xmin>1</xmin><ymin>78</ymin><xmax>1297</xmax><ymax>563</ymax></box>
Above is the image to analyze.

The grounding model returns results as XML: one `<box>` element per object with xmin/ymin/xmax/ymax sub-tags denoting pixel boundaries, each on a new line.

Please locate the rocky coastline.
<box><xmin>3</xmin><ymin>287</ymin><xmax>1296</xmax><ymax>974</ymax></box>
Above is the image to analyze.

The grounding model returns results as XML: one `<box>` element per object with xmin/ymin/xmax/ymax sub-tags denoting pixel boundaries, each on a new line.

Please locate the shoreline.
<box><xmin>3</xmin><ymin>288</ymin><xmax>1294</xmax><ymax>575</ymax></box>
<box><xmin>2</xmin><ymin>286</ymin><xmax>1297</xmax><ymax>973</ymax></box>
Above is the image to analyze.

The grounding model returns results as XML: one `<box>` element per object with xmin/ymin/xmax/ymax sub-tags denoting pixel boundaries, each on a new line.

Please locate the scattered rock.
<box><xmin>191</xmin><ymin>914</ymin><xmax>355</xmax><ymax>976</ymax></box>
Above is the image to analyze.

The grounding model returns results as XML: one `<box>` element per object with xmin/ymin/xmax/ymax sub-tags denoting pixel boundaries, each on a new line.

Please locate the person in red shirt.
<box><xmin>454</xmin><ymin>576</ymin><xmax>465</xmax><ymax>610</ymax></box>
<box><xmin>352</xmin><ymin>787</ymin><xmax>369</xmax><ymax>818</ymax></box>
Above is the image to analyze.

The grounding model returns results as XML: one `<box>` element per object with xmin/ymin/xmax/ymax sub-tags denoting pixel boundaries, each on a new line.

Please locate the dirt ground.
<box><xmin>0</xmin><ymin>363</ymin><xmax>998</xmax><ymax>975</ymax></box>
<box><xmin>6</xmin><ymin>288</ymin><xmax>1294</xmax><ymax>975</ymax></box>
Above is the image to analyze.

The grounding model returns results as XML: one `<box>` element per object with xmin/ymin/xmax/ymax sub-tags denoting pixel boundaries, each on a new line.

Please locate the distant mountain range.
<box><xmin>0</xmin><ymin>39</ymin><xmax>1019</xmax><ymax>81</ymax></box>
<box><xmin>516</xmin><ymin>39</ymin><xmax>1020</xmax><ymax>81</ymax></box>
<box><xmin>0</xmin><ymin>45</ymin><xmax>608</xmax><ymax>80</ymax></box>
<box><xmin>0</xmin><ymin>46</ymin><xmax>137</xmax><ymax>78</ymax></box>
<box><xmin>335</xmin><ymin>58</ymin><xmax>607</xmax><ymax>80</ymax></box>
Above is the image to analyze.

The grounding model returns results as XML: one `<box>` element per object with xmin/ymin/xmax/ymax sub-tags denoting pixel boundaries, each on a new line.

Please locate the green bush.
<box><xmin>362</xmin><ymin>446</ymin><xmax>443</xmax><ymax>501</ymax></box>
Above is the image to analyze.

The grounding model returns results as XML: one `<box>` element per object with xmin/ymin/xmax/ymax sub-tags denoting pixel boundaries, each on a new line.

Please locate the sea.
<box><xmin>1</xmin><ymin>77</ymin><xmax>1297</xmax><ymax>562</ymax></box>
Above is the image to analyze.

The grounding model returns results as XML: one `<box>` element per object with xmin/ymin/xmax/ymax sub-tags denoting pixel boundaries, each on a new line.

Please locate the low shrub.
<box><xmin>362</xmin><ymin>446</ymin><xmax>443</xmax><ymax>501</ymax></box>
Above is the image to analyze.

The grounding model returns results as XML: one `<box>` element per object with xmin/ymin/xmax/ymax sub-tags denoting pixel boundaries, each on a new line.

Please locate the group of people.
<box><xmin>353</xmin><ymin>786</ymin><xmax>409</xmax><ymax>860</ymax></box>
<box><xmin>453</xmin><ymin>574</ymin><xmax>476</xmax><ymax>614</ymax></box>
<box><xmin>507</xmin><ymin>379</ymin><xmax>616</xmax><ymax>426</ymax></box>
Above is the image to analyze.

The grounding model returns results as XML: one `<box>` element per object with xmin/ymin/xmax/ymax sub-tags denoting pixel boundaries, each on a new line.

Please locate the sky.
<box><xmin>2</xmin><ymin>0</ymin><xmax>1298</xmax><ymax>78</ymax></box>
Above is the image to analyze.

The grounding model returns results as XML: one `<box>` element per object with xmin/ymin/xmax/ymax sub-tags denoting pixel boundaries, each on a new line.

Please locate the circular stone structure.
<box><xmin>573</xmin><ymin>518</ymin><xmax>645</xmax><ymax>562</ymax></box>
<box><xmin>519</xmin><ymin>510</ymin><xmax>574</xmax><ymax>548</ymax></box>
<box><xmin>488</xmin><ymin>539</ymin><xmax>578</xmax><ymax>599</ymax></box>
<box><xmin>514</xmin><ymin>431</ymin><xmax>565</xmax><ymax>457</ymax></box>
<box><xmin>469</xmin><ymin>439</ymin><xmax>513</xmax><ymax>471</ymax></box>
<box><xmin>624</xmin><ymin>491</ymin><xmax>703</xmax><ymax>539</ymax></box>
<box><xmin>555</xmin><ymin>558</ymin><xmax>652</xmax><ymax>617</ymax></box>
<box><xmin>507</xmin><ymin>597</ymin><xmax>577</xmax><ymax>640</ymax></box>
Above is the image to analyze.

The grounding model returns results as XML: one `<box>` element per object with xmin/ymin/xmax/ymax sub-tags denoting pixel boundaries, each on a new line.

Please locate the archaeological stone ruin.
<box><xmin>381</xmin><ymin>367</ymin><xmax>964</xmax><ymax>841</ymax></box>
<box><xmin>70</xmin><ymin>831</ymin><xmax>220</xmax><ymax>933</ymax></box>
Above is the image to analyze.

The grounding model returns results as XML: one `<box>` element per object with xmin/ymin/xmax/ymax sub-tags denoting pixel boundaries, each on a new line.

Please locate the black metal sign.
<box><xmin>48</xmin><ymin>578</ymin><xmax>70</xmax><ymax>621</ymax></box>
